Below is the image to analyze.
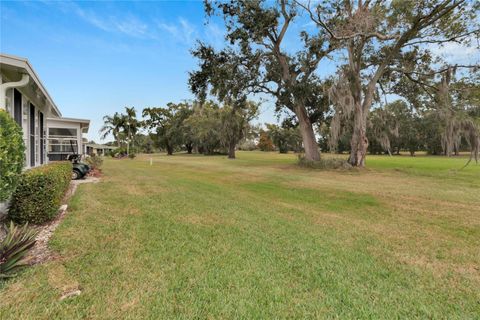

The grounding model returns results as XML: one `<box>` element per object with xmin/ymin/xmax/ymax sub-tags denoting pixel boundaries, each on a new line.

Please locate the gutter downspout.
<box><xmin>0</xmin><ymin>74</ymin><xmax>30</xmax><ymax>110</ymax></box>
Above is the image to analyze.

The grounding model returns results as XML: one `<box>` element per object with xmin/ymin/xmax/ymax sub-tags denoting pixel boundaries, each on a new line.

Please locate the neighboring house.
<box><xmin>85</xmin><ymin>143</ymin><xmax>117</xmax><ymax>156</ymax></box>
<box><xmin>0</xmin><ymin>53</ymin><xmax>90</xmax><ymax>167</ymax></box>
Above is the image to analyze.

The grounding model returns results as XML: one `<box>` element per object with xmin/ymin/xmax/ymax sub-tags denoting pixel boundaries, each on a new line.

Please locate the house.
<box><xmin>0</xmin><ymin>53</ymin><xmax>89</xmax><ymax>167</ymax></box>
<box><xmin>85</xmin><ymin>143</ymin><xmax>117</xmax><ymax>156</ymax></box>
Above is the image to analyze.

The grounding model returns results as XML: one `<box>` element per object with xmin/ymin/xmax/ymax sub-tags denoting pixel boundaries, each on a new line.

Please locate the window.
<box><xmin>14</xmin><ymin>89</ymin><xmax>22</xmax><ymax>126</ymax></box>
<box><xmin>39</xmin><ymin>111</ymin><xmax>44</xmax><ymax>164</ymax></box>
<box><xmin>29</xmin><ymin>104</ymin><xmax>35</xmax><ymax>167</ymax></box>
<box><xmin>48</xmin><ymin>128</ymin><xmax>77</xmax><ymax>137</ymax></box>
<box><xmin>47</xmin><ymin>127</ymin><xmax>78</xmax><ymax>161</ymax></box>
<box><xmin>48</xmin><ymin>141</ymin><xmax>78</xmax><ymax>153</ymax></box>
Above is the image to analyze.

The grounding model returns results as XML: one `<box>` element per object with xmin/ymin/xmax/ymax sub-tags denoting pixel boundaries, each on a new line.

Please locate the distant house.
<box><xmin>85</xmin><ymin>143</ymin><xmax>117</xmax><ymax>156</ymax></box>
<box><xmin>0</xmin><ymin>53</ymin><xmax>90</xmax><ymax>167</ymax></box>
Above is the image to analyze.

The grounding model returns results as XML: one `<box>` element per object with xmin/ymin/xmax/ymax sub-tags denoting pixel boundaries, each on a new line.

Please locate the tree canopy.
<box><xmin>100</xmin><ymin>0</ymin><xmax>479</xmax><ymax>167</ymax></box>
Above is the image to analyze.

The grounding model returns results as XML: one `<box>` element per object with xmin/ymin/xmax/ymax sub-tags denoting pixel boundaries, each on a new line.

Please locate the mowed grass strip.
<box><xmin>1</xmin><ymin>152</ymin><xmax>479</xmax><ymax>319</ymax></box>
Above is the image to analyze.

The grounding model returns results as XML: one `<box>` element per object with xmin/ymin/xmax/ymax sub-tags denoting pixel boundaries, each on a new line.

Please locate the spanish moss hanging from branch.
<box><xmin>328</xmin><ymin>72</ymin><xmax>354</xmax><ymax>152</ymax></box>
<box><xmin>435</xmin><ymin>66</ymin><xmax>480</xmax><ymax>165</ymax></box>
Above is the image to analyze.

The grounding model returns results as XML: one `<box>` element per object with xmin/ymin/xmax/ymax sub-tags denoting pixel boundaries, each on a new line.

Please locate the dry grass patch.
<box><xmin>47</xmin><ymin>264</ymin><xmax>81</xmax><ymax>299</ymax></box>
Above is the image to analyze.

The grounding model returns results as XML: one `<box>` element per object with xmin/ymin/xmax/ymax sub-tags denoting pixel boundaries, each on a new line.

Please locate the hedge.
<box><xmin>0</xmin><ymin>110</ymin><xmax>25</xmax><ymax>202</ymax></box>
<box><xmin>8</xmin><ymin>162</ymin><xmax>72</xmax><ymax>224</ymax></box>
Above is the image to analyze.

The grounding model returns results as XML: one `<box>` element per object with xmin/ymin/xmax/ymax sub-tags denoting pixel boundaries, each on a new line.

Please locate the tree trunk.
<box><xmin>228</xmin><ymin>140</ymin><xmax>236</xmax><ymax>159</ymax></box>
<box><xmin>166</xmin><ymin>143</ymin><xmax>173</xmax><ymax>155</ymax></box>
<box><xmin>454</xmin><ymin>144</ymin><xmax>459</xmax><ymax>156</ymax></box>
<box><xmin>348</xmin><ymin>104</ymin><xmax>368</xmax><ymax>167</ymax></box>
<box><xmin>296</xmin><ymin>106</ymin><xmax>320</xmax><ymax>161</ymax></box>
<box><xmin>186</xmin><ymin>143</ymin><xmax>193</xmax><ymax>154</ymax></box>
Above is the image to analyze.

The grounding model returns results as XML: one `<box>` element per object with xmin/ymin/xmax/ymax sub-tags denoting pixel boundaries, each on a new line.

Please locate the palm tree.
<box><xmin>100</xmin><ymin>112</ymin><xmax>125</xmax><ymax>147</ymax></box>
<box><xmin>123</xmin><ymin>107</ymin><xmax>139</xmax><ymax>150</ymax></box>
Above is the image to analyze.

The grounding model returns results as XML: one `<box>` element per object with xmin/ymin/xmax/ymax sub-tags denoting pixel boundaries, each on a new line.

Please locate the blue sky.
<box><xmin>1</xmin><ymin>0</ymin><xmax>275</xmax><ymax>142</ymax></box>
<box><xmin>1</xmin><ymin>1</ymin><xmax>478</xmax><ymax>142</ymax></box>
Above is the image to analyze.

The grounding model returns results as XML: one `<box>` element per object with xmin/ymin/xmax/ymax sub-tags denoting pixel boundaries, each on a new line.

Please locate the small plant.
<box><xmin>297</xmin><ymin>155</ymin><xmax>352</xmax><ymax>170</ymax></box>
<box><xmin>0</xmin><ymin>221</ymin><xmax>38</xmax><ymax>279</ymax></box>
<box><xmin>85</xmin><ymin>154</ymin><xmax>103</xmax><ymax>170</ymax></box>
<box><xmin>128</xmin><ymin>153</ymin><xmax>136</xmax><ymax>159</ymax></box>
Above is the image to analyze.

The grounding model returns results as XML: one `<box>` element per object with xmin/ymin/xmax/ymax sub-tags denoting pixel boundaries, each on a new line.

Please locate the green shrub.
<box><xmin>85</xmin><ymin>154</ymin><xmax>103</xmax><ymax>170</ymax></box>
<box><xmin>113</xmin><ymin>147</ymin><xmax>127</xmax><ymax>158</ymax></box>
<box><xmin>131</xmin><ymin>146</ymin><xmax>139</xmax><ymax>153</ymax></box>
<box><xmin>0</xmin><ymin>221</ymin><xmax>38</xmax><ymax>279</ymax></box>
<box><xmin>128</xmin><ymin>153</ymin><xmax>136</xmax><ymax>159</ymax></box>
<box><xmin>107</xmin><ymin>150</ymin><xmax>116</xmax><ymax>157</ymax></box>
<box><xmin>8</xmin><ymin>162</ymin><xmax>72</xmax><ymax>224</ymax></box>
<box><xmin>238</xmin><ymin>140</ymin><xmax>257</xmax><ymax>151</ymax></box>
<box><xmin>0</xmin><ymin>110</ymin><xmax>25</xmax><ymax>202</ymax></box>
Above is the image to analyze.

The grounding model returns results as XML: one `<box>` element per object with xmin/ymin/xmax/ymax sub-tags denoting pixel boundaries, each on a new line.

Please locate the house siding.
<box><xmin>5</xmin><ymin>87</ymin><xmax>48</xmax><ymax>168</ymax></box>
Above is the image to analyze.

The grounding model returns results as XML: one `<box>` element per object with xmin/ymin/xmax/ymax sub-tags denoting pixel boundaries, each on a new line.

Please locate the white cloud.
<box><xmin>158</xmin><ymin>22</ymin><xmax>178</xmax><ymax>36</ymax></box>
<box><xmin>54</xmin><ymin>1</ymin><xmax>153</xmax><ymax>39</ymax></box>
<box><xmin>428</xmin><ymin>37</ymin><xmax>480</xmax><ymax>65</ymax></box>
<box><xmin>179</xmin><ymin>18</ymin><xmax>196</xmax><ymax>43</ymax></box>
<box><xmin>158</xmin><ymin>17</ymin><xmax>198</xmax><ymax>45</ymax></box>
<box><xmin>113</xmin><ymin>17</ymin><xmax>148</xmax><ymax>38</ymax></box>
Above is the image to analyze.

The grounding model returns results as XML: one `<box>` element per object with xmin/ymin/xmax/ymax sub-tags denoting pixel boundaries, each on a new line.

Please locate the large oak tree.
<box><xmin>301</xmin><ymin>0</ymin><xmax>478</xmax><ymax>166</ymax></box>
<box><xmin>197</xmin><ymin>0</ymin><xmax>334</xmax><ymax>161</ymax></box>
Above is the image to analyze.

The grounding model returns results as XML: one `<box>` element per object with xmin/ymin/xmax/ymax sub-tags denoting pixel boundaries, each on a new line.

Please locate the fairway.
<box><xmin>1</xmin><ymin>152</ymin><xmax>479</xmax><ymax>319</ymax></box>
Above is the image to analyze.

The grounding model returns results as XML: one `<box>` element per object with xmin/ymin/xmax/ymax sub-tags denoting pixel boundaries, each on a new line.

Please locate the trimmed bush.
<box><xmin>0</xmin><ymin>110</ymin><xmax>25</xmax><ymax>202</ymax></box>
<box><xmin>8</xmin><ymin>162</ymin><xmax>72</xmax><ymax>224</ymax></box>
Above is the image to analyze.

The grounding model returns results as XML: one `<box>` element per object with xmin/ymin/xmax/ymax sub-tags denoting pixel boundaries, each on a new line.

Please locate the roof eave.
<box><xmin>1</xmin><ymin>53</ymin><xmax>62</xmax><ymax>117</ymax></box>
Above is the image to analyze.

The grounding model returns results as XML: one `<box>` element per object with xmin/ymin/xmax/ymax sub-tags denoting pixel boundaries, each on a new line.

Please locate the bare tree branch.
<box><xmin>404</xmin><ymin>29</ymin><xmax>480</xmax><ymax>46</ymax></box>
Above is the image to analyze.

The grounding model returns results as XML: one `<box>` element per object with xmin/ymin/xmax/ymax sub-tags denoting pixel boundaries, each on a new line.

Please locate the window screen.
<box><xmin>48</xmin><ymin>127</ymin><xmax>77</xmax><ymax>137</ymax></box>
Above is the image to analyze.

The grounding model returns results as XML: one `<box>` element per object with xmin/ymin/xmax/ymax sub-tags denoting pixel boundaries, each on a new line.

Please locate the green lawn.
<box><xmin>1</xmin><ymin>152</ymin><xmax>479</xmax><ymax>319</ymax></box>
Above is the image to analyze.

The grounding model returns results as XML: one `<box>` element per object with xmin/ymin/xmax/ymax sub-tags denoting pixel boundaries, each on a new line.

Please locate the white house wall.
<box><xmin>2</xmin><ymin>55</ymin><xmax>89</xmax><ymax>169</ymax></box>
<box><xmin>5</xmin><ymin>86</ymin><xmax>50</xmax><ymax>168</ymax></box>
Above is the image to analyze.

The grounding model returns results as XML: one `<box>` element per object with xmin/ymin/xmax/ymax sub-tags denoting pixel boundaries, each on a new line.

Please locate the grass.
<box><xmin>1</xmin><ymin>151</ymin><xmax>479</xmax><ymax>319</ymax></box>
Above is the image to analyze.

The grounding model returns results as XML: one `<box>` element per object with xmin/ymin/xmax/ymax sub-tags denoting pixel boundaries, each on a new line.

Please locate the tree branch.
<box><xmin>295</xmin><ymin>0</ymin><xmax>399</xmax><ymax>41</ymax></box>
<box><xmin>392</xmin><ymin>64</ymin><xmax>479</xmax><ymax>77</ymax></box>
<box><xmin>404</xmin><ymin>29</ymin><xmax>479</xmax><ymax>46</ymax></box>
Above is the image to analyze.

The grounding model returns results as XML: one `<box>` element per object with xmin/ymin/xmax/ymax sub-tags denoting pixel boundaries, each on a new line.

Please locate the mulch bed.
<box><xmin>87</xmin><ymin>167</ymin><xmax>102</xmax><ymax>178</ymax></box>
